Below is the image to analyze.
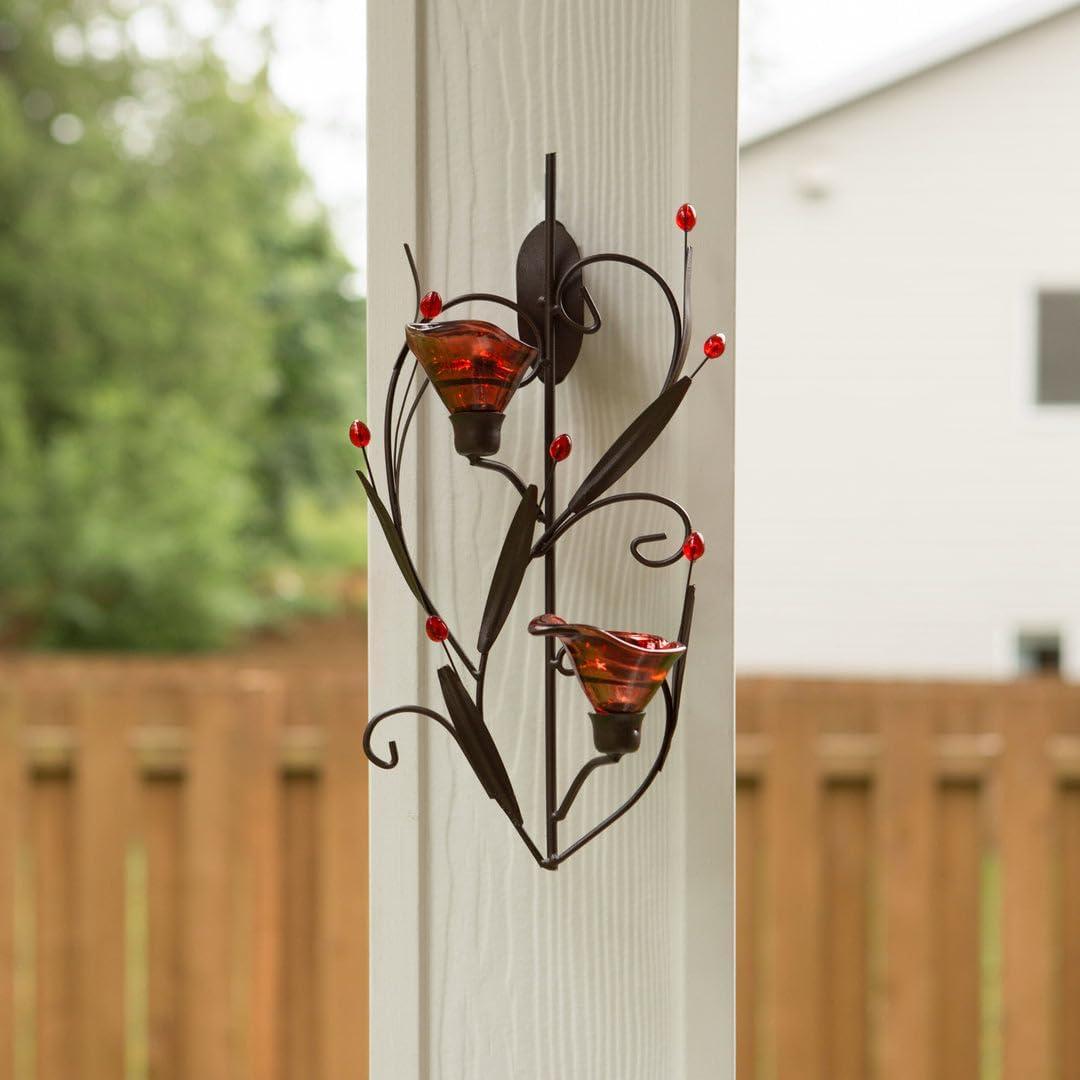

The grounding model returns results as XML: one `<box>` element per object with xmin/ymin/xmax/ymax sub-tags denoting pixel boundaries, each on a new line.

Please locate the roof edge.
<box><xmin>741</xmin><ymin>0</ymin><xmax>1080</xmax><ymax>149</ymax></box>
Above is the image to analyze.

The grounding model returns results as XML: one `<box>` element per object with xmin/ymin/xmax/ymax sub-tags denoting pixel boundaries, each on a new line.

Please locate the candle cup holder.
<box><xmin>589</xmin><ymin>712</ymin><xmax>645</xmax><ymax>755</ymax></box>
<box><xmin>404</xmin><ymin>319</ymin><xmax>537</xmax><ymax>457</ymax></box>
<box><xmin>526</xmin><ymin>613</ymin><xmax>685</xmax><ymax>727</ymax></box>
<box><xmin>448</xmin><ymin>411</ymin><xmax>505</xmax><ymax>458</ymax></box>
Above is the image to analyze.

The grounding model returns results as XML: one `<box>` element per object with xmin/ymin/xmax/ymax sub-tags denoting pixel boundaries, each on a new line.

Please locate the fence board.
<box><xmin>736</xmin><ymin>779</ymin><xmax>759</xmax><ymax>1080</ymax></box>
<box><xmin>1062</xmin><ymin>785</ymin><xmax>1080</xmax><ymax>1080</ymax></box>
<box><xmin>998</xmin><ymin>690</ymin><xmax>1055</xmax><ymax>1079</ymax></box>
<box><xmin>183</xmin><ymin>684</ymin><xmax>240</xmax><ymax>1080</ymax></box>
<box><xmin>823</xmin><ymin>781</ymin><xmax>870</xmax><ymax>1080</ymax></box>
<box><xmin>761</xmin><ymin>688</ymin><xmax>822</xmax><ymax>1080</ymax></box>
<box><xmin>232</xmin><ymin>678</ymin><xmax>283</xmax><ymax>1080</ymax></box>
<box><xmin>33</xmin><ymin>773</ymin><xmax>76</xmax><ymax>1080</ymax></box>
<box><xmin>281</xmin><ymin>775</ymin><xmax>319</xmax><ymax>1079</ymax></box>
<box><xmin>320</xmin><ymin>681</ymin><xmax>369</xmax><ymax>1080</ymax></box>
<box><xmin>0</xmin><ymin>681</ymin><xmax>18</xmax><ymax>1078</ymax></box>
<box><xmin>74</xmin><ymin>682</ymin><xmax>135</xmax><ymax>1080</ymax></box>
<box><xmin>280</xmin><ymin>678</ymin><xmax>324</xmax><ymax>1079</ymax></box>
<box><xmin>935</xmin><ymin>781</ymin><xmax>982</xmax><ymax>1079</ymax></box>
<box><xmin>21</xmin><ymin>675</ymin><xmax>76</xmax><ymax>1080</ymax></box>
<box><xmin>877</xmin><ymin>691</ymin><xmax>935</xmax><ymax>1080</ymax></box>
<box><xmin>145</xmin><ymin>775</ymin><xmax>183</xmax><ymax>1080</ymax></box>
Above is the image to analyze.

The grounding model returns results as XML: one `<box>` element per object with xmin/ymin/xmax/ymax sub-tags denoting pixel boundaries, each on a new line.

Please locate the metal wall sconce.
<box><xmin>354</xmin><ymin>153</ymin><xmax>726</xmax><ymax>870</ymax></box>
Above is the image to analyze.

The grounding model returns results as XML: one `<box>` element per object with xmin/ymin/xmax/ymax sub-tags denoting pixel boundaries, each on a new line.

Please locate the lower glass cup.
<box><xmin>528</xmin><ymin>614</ymin><xmax>686</xmax><ymax>753</ymax></box>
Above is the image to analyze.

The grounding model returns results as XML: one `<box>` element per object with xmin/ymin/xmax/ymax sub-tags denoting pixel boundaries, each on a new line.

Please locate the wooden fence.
<box><xmin>5</xmin><ymin>664</ymin><xmax>1079</xmax><ymax>1079</ymax></box>
<box><xmin>737</xmin><ymin>677</ymin><xmax>1080</xmax><ymax>1080</ymax></box>
<box><xmin>0</xmin><ymin>659</ymin><xmax>369</xmax><ymax>1080</ymax></box>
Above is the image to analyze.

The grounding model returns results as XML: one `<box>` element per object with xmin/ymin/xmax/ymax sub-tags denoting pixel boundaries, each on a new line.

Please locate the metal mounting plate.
<box><xmin>515</xmin><ymin>220</ymin><xmax>585</xmax><ymax>383</ymax></box>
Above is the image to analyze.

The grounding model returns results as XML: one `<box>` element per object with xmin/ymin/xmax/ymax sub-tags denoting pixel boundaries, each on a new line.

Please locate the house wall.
<box><xmin>738</xmin><ymin>7</ymin><xmax>1080</xmax><ymax>678</ymax></box>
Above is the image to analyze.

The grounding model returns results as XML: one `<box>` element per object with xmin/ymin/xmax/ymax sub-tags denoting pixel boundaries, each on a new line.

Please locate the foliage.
<box><xmin>0</xmin><ymin>0</ymin><xmax>365</xmax><ymax>649</ymax></box>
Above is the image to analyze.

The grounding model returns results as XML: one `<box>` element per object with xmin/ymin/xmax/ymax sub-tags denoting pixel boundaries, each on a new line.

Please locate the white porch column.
<box><xmin>367</xmin><ymin>2</ymin><xmax>737</xmax><ymax>1077</ymax></box>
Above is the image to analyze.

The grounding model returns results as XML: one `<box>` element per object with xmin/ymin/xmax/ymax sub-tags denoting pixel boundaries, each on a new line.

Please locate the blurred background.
<box><xmin>0</xmin><ymin>0</ymin><xmax>367</xmax><ymax>654</ymax></box>
<box><xmin>2</xmin><ymin>0</ymin><xmax>1079</xmax><ymax>1076</ymax></box>
<box><xmin>0</xmin><ymin>1</ymin><xmax>371</xmax><ymax>1076</ymax></box>
<box><xmin>738</xmin><ymin>2</ymin><xmax>1080</xmax><ymax>1078</ymax></box>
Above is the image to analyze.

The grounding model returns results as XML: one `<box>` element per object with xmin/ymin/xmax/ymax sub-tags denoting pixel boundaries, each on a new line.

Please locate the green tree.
<box><xmin>0</xmin><ymin>0</ymin><xmax>365</xmax><ymax>649</ymax></box>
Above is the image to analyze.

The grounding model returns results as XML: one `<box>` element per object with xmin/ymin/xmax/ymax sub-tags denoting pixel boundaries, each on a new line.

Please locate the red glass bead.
<box><xmin>419</xmin><ymin>291</ymin><xmax>443</xmax><ymax>320</ymax></box>
<box><xmin>675</xmin><ymin>203</ymin><xmax>697</xmax><ymax>232</ymax></box>
<box><xmin>703</xmin><ymin>333</ymin><xmax>726</xmax><ymax>359</ymax></box>
<box><xmin>349</xmin><ymin>419</ymin><xmax>371</xmax><ymax>448</ymax></box>
<box><xmin>425</xmin><ymin>615</ymin><xmax>449</xmax><ymax>643</ymax></box>
<box><xmin>549</xmin><ymin>433</ymin><xmax>572</xmax><ymax>462</ymax></box>
<box><xmin>682</xmin><ymin>531</ymin><xmax>706</xmax><ymax>561</ymax></box>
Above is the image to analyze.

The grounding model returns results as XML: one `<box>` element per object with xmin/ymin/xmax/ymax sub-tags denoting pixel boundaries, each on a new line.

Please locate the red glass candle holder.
<box><xmin>404</xmin><ymin>319</ymin><xmax>538</xmax><ymax>457</ymax></box>
<box><xmin>528</xmin><ymin>614</ymin><xmax>686</xmax><ymax>753</ymax></box>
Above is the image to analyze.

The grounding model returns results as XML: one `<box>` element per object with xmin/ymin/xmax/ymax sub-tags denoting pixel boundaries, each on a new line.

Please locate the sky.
<box><xmin>740</xmin><ymin>0</ymin><xmax>1035</xmax><ymax>118</ymax></box>
<box><xmin>262</xmin><ymin>0</ymin><xmax>366</xmax><ymax>284</ymax></box>
<box><xmin>252</xmin><ymin>0</ymin><xmax>1029</xmax><ymax>288</ymax></box>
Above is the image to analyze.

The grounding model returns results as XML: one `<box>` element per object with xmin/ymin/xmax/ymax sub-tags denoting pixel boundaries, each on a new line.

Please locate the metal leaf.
<box><xmin>567</xmin><ymin>376</ymin><xmax>691</xmax><ymax>513</ymax></box>
<box><xmin>477</xmin><ymin>484</ymin><xmax>539</xmax><ymax>654</ymax></box>
<box><xmin>674</xmin><ymin>244</ymin><xmax>693</xmax><ymax>381</ymax></box>
<box><xmin>437</xmin><ymin>665</ymin><xmax>523</xmax><ymax>825</ymax></box>
<box><xmin>356</xmin><ymin>469</ymin><xmax>423</xmax><ymax>605</ymax></box>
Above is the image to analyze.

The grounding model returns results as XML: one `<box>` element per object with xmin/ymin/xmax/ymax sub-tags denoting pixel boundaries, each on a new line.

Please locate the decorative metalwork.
<box><xmin>356</xmin><ymin>153</ymin><xmax>724</xmax><ymax>870</ymax></box>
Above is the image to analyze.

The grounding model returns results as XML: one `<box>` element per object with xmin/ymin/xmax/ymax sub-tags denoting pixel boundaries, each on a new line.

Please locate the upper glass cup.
<box><xmin>405</xmin><ymin>319</ymin><xmax>537</xmax><ymax>456</ymax></box>
<box><xmin>528</xmin><ymin>613</ymin><xmax>686</xmax><ymax>716</ymax></box>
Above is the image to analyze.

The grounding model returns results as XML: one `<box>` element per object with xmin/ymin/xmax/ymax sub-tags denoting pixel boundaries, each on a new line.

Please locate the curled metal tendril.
<box><xmin>534</xmin><ymin>491</ymin><xmax>692</xmax><ymax>568</ymax></box>
<box><xmin>580</xmin><ymin>286</ymin><xmax>603</xmax><ymax>334</ymax></box>
<box><xmin>553</xmin><ymin>252</ymin><xmax>686</xmax><ymax>391</ymax></box>
<box><xmin>551</xmin><ymin>646</ymin><xmax>576</xmax><ymax>677</ymax></box>
<box><xmin>362</xmin><ymin>705</ymin><xmax>458</xmax><ymax>770</ymax></box>
<box><xmin>518</xmin><ymin>361</ymin><xmax>545</xmax><ymax>389</ymax></box>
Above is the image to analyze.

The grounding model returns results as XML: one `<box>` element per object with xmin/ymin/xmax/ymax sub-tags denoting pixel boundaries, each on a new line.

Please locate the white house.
<box><xmin>738</xmin><ymin>0</ymin><xmax>1080</xmax><ymax>679</ymax></box>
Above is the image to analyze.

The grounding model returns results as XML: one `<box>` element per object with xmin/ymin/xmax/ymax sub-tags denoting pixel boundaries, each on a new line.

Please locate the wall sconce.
<box><xmin>355</xmin><ymin>153</ymin><xmax>726</xmax><ymax>870</ymax></box>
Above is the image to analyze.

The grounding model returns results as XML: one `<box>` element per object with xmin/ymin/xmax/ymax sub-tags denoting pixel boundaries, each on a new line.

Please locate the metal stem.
<box><xmin>554</xmin><ymin>753</ymin><xmax>622</xmax><ymax>822</ymax></box>
<box><xmin>543</xmin><ymin>151</ymin><xmax>559</xmax><ymax>862</ymax></box>
<box><xmin>381</xmin><ymin>342</ymin><xmax>478</xmax><ymax>679</ymax></box>
<box><xmin>545</xmin><ymin>682</ymin><xmax>678</xmax><ymax>868</ymax></box>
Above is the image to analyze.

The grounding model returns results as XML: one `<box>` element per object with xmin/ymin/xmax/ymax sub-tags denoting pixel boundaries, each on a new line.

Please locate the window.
<box><xmin>1017</xmin><ymin>630</ymin><xmax>1062</xmax><ymax>677</ymax></box>
<box><xmin>1037</xmin><ymin>291</ymin><xmax>1080</xmax><ymax>403</ymax></box>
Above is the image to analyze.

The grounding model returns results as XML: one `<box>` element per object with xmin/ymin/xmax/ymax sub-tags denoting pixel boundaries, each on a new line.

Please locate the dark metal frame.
<box><xmin>359</xmin><ymin>153</ymin><xmax>710</xmax><ymax>870</ymax></box>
